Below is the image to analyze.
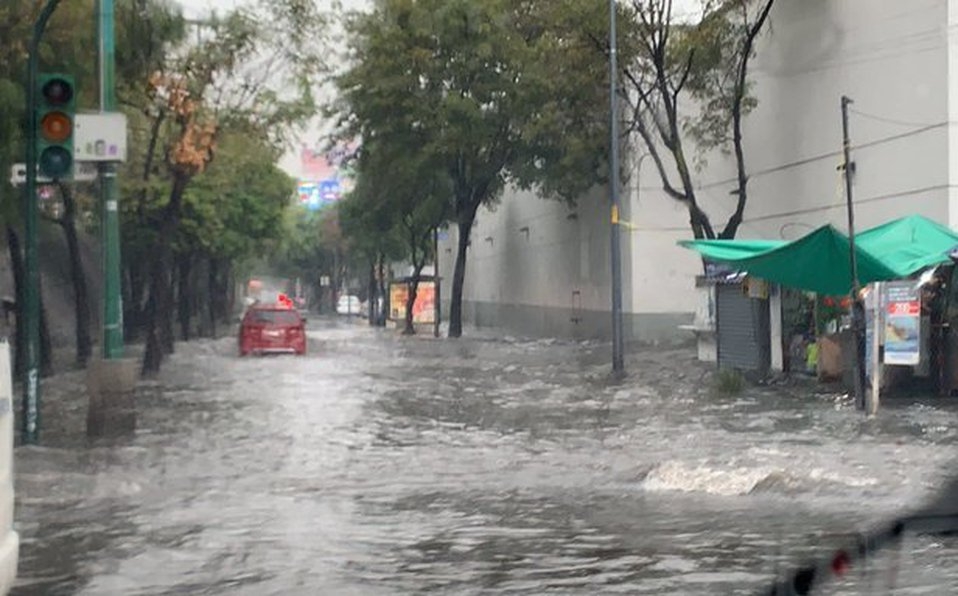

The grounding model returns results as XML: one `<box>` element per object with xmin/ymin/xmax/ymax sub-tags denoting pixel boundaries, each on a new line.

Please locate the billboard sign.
<box><xmin>389</xmin><ymin>281</ymin><xmax>436</xmax><ymax>324</ymax></box>
<box><xmin>883</xmin><ymin>281</ymin><xmax>921</xmax><ymax>366</ymax></box>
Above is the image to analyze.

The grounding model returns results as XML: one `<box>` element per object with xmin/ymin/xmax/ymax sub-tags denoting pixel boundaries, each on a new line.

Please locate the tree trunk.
<box><xmin>5</xmin><ymin>227</ymin><xmax>52</xmax><ymax>376</ymax></box>
<box><xmin>60</xmin><ymin>186</ymin><xmax>92</xmax><ymax>367</ymax></box>
<box><xmin>224</xmin><ymin>262</ymin><xmax>235</xmax><ymax>323</ymax></box>
<box><xmin>160</xmin><ymin>275</ymin><xmax>175</xmax><ymax>355</ymax></box>
<box><xmin>7</xmin><ymin>226</ymin><xmax>24</xmax><ymax>377</ymax></box>
<box><xmin>177</xmin><ymin>253</ymin><xmax>192</xmax><ymax>341</ymax></box>
<box><xmin>377</xmin><ymin>253</ymin><xmax>387</xmax><ymax>327</ymax></box>
<box><xmin>141</xmin><ymin>290</ymin><xmax>161</xmax><ymax>376</ymax></box>
<box><xmin>448</xmin><ymin>211</ymin><xmax>477</xmax><ymax>338</ymax></box>
<box><xmin>220</xmin><ymin>261</ymin><xmax>233</xmax><ymax>324</ymax></box>
<box><xmin>142</xmin><ymin>174</ymin><xmax>187</xmax><ymax>377</ymax></box>
<box><xmin>205</xmin><ymin>257</ymin><xmax>217</xmax><ymax>339</ymax></box>
<box><xmin>126</xmin><ymin>260</ymin><xmax>146</xmax><ymax>341</ymax></box>
<box><xmin>367</xmin><ymin>259</ymin><xmax>377</xmax><ymax>326</ymax></box>
<box><xmin>39</xmin><ymin>292</ymin><xmax>52</xmax><ymax>378</ymax></box>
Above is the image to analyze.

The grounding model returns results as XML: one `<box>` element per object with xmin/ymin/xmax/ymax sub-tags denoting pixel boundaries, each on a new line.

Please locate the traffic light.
<box><xmin>36</xmin><ymin>74</ymin><xmax>75</xmax><ymax>179</ymax></box>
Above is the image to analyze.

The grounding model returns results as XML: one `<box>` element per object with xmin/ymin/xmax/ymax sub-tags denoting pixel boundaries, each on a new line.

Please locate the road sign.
<box><xmin>9</xmin><ymin>161</ymin><xmax>97</xmax><ymax>186</ymax></box>
<box><xmin>74</xmin><ymin>112</ymin><xmax>127</xmax><ymax>162</ymax></box>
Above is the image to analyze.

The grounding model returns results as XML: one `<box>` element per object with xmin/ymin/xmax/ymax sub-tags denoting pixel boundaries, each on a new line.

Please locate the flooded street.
<box><xmin>12</xmin><ymin>320</ymin><xmax>958</xmax><ymax>594</ymax></box>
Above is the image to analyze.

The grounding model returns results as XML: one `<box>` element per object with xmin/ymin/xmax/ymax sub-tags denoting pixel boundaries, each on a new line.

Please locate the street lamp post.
<box><xmin>609</xmin><ymin>0</ymin><xmax>625</xmax><ymax>376</ymax></box>
<box><xmin>98</xmin><ymin>0</ymin><xmax>124</xmax><ymax>360</ymax></box>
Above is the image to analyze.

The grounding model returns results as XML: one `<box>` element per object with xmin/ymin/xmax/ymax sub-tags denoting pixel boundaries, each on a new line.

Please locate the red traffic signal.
<box><xmin>277</xmin><ymin>293</ymin><xmax>294</xmax><ymax>309</ymax></box>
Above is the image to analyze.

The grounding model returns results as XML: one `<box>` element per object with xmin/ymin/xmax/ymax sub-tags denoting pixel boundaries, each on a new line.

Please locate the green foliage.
<box><xmin>336</xmin><ymin>0</ymin><xmax>612</xmax><ymax>215</ymax></box>
<box><xmin>681</xmin><ymin>1</ymin><xmax>764</xmax><ymax>156</ymax></box>
<box><xmin>179</xmin><ymin>132</ymin><xmax>293</xmax><ymax>262</ymax></box>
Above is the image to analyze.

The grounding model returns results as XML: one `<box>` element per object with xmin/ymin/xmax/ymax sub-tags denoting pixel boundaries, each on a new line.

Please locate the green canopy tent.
<box><xmin>678</xmin><ymin>214</ymin><xmax>958</xmax><ymax>295</ymax></box>
<box><xmin>675</xmin><ymin>238</ymin><xmax>784</xmax><ymax>262</ymax></box>
<box><xmin>857</xmin><ymin>214</ymin><xmax>958</xmax><ymax>277</ymax></box>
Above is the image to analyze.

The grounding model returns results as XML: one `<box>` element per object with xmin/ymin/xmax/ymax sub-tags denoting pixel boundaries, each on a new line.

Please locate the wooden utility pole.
<box><xmin>841</xmin><ymin>95</ymin><xmax>866</xmax><ymax>411</ymax></box>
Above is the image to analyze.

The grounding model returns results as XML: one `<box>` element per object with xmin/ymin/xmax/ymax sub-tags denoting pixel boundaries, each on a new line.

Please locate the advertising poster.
<box><xmin>883</xmin><ymin>281</ymin><xmax>921</xmax><ymax>366</ymax></box>
<box><xmin>389</xmin><ymin>281</ymin><xmax>436</xmax><ymax>324</ymax></box>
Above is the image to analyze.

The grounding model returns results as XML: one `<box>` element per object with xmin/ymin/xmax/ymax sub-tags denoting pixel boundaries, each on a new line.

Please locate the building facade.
<box><xmin>438</xmin><ymin>0</ymin><xmax>958</xmax><ymax>343</ymax></box>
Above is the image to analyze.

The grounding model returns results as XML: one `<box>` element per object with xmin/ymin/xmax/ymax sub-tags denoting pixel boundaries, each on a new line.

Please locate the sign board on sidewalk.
<box><xmin>389</xmin><ymin>281</ymin><xmax>435</xmax><ymax>324</ymax></box>
<box><xmin>74</xmin><ymin>113</ymin><xmax>128</xmax><ymax>162</ymax></box>
<box><xmin>883</xmin><ymin>280</ymin><xmax>921</xmax><ymax>366</ymax></box>
<box><xmin>9</xmin><ymin>161</ymin><xmax>98</xmax><ymax>186</ymax></box>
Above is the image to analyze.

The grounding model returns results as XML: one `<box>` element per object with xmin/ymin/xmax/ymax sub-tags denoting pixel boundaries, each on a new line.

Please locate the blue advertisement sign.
<box><xmin>297</xmin><ymin>179</ymin><xmax>344</xmax><ymax>211</ymax></box>
<box><xmin>883</xmin><ymin>281</ymin><xmax>921</xmax><ymax>366</ymax></box>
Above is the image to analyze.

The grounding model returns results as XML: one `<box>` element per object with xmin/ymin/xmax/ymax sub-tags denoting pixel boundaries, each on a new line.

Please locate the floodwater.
<box><xmin>11</xmin><ymin>319</ymin><xmax>958</xmax><ymax>594</ymax></box>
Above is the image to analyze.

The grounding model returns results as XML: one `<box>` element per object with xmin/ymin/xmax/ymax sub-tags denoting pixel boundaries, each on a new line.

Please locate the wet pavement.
<box><xmin>11</xmin><ymin>318</ymin><xmax>958</xmax><ymax>594</ymax></box>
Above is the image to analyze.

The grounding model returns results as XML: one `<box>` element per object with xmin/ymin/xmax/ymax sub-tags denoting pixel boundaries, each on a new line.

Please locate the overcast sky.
<box><xmin>176</xmin><ymin>0</ymin><xmax>701</xmax><ymax>178</ymax></box>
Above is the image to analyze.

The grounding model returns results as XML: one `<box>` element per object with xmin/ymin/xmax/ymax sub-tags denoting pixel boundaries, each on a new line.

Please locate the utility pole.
<box><xmin>98</xmin><ymin>0</ymin><xmax>124</xmax><ymax>360</ymax></box>
<box><xmin>23</xmin><ymin>0</ymin><xmax>64</xmax><ymax>444</ymax></box>
<box><xmin>841</xmin><ymin>95</ymin><xmax>866</xmax><ymax>411</ymax></box>
<box><xmin>609</xmin><ymin>0</ymin><xmax>625</xmax><ymax>375</ymax></box>
<box><xmin>433</xmin><ymin>227</ymin><xmax>440</xmax><ymax>338</ymax></box>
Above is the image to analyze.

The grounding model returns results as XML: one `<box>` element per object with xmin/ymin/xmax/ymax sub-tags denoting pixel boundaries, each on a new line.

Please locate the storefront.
<box><xmin>680</xmin><ymin>215</ymin><xmax>958</xmax><ymax>390</ymax></box>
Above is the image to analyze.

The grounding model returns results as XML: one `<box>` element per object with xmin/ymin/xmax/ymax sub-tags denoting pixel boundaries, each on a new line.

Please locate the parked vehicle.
<box><xmin>0</xmin><ymin>340</ymin><xmax>18</xmax><ymax>594</ymax></box>
<box><xmin>337</xmin><ymin>295</ymin><xmax>363</xmax><ymax>316</ymax></box>
<box><xmin>238</xmin><ymin>307</ymin><xmax>306</xmax><ymax>356</ymax></box>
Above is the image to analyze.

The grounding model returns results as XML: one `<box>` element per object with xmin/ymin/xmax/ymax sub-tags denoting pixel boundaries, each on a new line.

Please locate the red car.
<box><xmin>239</xmin><ymin>306</ymin><xmax>306</xmax><ymax>356</ymax></box>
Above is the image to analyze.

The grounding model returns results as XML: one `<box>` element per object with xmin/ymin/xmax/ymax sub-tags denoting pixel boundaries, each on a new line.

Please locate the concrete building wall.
<box><xmin>439</xmin><ymin>0</ymin><xmax>955</xmax><ymax>343</ymax></box>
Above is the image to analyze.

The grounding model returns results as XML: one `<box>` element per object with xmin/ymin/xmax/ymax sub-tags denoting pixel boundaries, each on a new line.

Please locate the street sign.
<box><xmin>9</xmin><ymin>161</ymin><xmax>97</xmax><ymax>186</ymax></box>
<box><xmin>74</xmin><ymin>112</ymin><xmax>127</xmax><ymax>162</ymax></box>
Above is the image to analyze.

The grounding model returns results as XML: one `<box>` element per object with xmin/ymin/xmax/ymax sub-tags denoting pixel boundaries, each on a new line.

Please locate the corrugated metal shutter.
<box><xmin>717</xmin><ymin>283</ymin><xmax>770</xmax><ymax>373</ymax></box>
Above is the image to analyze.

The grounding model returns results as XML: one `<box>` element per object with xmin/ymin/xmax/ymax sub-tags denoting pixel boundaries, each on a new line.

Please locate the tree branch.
<box><xmin>720</xmin><ymin>0</ymin><xmax>774</xmax><ymax>239</ymax></box>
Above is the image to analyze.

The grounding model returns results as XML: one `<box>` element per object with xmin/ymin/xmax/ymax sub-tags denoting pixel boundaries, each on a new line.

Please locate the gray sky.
<box><xmin>176</xmin><ymin>0</ymin><xmax>701</xmax><ymax>178</ymax></box>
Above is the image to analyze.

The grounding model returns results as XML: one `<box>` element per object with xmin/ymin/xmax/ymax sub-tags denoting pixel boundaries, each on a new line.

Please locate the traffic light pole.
<box><xmin>23</xmin><ymin>0</ymin><xmax>64</xmax><ymax>444</ymax></box>
<box><xmin>98</xmin><ymin>0</ymin><xmax>124</xmax><ymax>359</ymax></box>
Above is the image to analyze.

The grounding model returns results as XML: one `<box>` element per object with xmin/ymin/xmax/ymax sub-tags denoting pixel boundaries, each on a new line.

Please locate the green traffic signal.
<box><xmin>36</xmin><ymin>73</ymin><xmax>75</xmax><ymax>179</ymax></box>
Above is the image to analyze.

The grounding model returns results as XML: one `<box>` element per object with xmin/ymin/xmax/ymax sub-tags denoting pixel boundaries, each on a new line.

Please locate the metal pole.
<box><xmin>841</xmin><ymin>95</ymin><xmax>865</xmax><ymax>410</ymax></box>
<box><xmin>23</xmin><ymin>0</ymin><xmax>63</xmax><ymax>444</ymax></box>
<box><xmin>433</xmin><ymin>227</ymin><xmax>440</xmax><ymax>338</ymax></box>
<box><xmin>609</xmin><ymin>0</ymin><xmax>625</xmax><ymax>375</ymax></box>
<box><xmin>98</xmin><ymin>0</ymin><xmax>124</xmax><ymax>359</ymax></box>
<box><xmin>868</xmin><ymin>281</ymin><xmax>882</xmax><ymax>415</ymax></box>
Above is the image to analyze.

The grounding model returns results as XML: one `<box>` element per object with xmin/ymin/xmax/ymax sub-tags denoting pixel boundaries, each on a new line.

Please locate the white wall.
<box><xmin>699</xmin><ymin>0</ymin><xmax>950</xmax><ymax>240</ymax></box>
<box><xmin>441</xmin><ymin>0</ymin><xmax>954</xmax><ymax>340</ymax></box>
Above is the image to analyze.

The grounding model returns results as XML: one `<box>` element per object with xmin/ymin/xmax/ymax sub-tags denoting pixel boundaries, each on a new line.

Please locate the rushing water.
<box><xmin>11</xmin><ymin>320</ymin><xmax>958</xmax><ymax>594</ymax></box>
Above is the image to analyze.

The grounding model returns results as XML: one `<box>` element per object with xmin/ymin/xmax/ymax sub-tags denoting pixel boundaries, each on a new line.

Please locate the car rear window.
<box><xmin>246</xmin><ymin>309</ymin><xmax>301</xmax><ymax>325</ymax></box>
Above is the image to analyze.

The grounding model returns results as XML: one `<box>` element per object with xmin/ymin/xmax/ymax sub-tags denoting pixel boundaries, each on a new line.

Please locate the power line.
<box><xmin>691</xmin><ymin>121</ymin><xmax>950</xmax><ymax>192</ymax></box>
<box><xmin>849</xmin><ymin>108</ymin><xmax>942</xmax><ymax>129</ymax></box>
<box><xmin>740</xmin><ymin>184</ymin><xmax>950</xmax><ymax>225</ymax></box>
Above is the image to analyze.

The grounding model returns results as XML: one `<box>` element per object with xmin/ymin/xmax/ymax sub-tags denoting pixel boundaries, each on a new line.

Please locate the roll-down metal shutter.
<box><xmin>716</xmin><ymin>283</ymin><xmax>770</xmax><ymax>373</ymax></box>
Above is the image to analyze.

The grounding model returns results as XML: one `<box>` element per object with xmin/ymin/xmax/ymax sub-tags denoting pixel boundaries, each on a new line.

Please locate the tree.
<box><xmin>0</xmin><ymin>0</ymin><xmax>183</xmax><ymax>372</ymax></box>
<box><xmin>619</xmin><ymin>0</ymin><xmax>774</xmax><ymax>239</ymax></box>
<box><xmin>336</xmin><ymin>0</ymin><xmax>614</xmax><ymax>338</ymax></box>
<box><xmin>339</xmin><ymin>152</ymin><xmax>405</xmax><ymax>327</ymax></box>
<box><xmin>177</xmin><ymin>130</ymin><xmax>294</xmax><ymax>338</ymax></box>
<box><xmin>135</xmin><ymin>1</ymin><xmax>325</xmax><ymax>375</ymax></box>
<box><xmin>345</xmin><ymin>138</ymin><xmax>450</xmax><ymax>334</ymax></box>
